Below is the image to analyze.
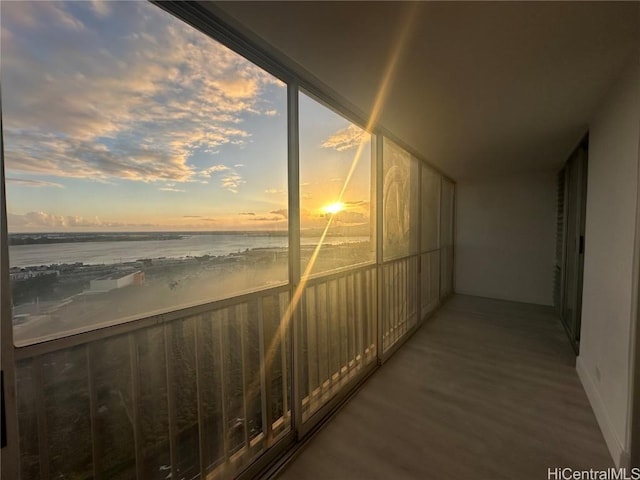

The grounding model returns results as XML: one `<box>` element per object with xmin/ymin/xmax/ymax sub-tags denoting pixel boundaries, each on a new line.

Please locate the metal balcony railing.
<box><xmin>12</xmin><ymin>245</ymin><xmax>453</xmax><ymax>480</ymax></box>
<box><xmin>14</xmin><ymin>285</ymin><xmax>292</xmax><ymax>480</ymax></box>
<box><xmin>300</xmin><ymin>264</ymin><xmax>377</xmax><ymax>422</ymax></box>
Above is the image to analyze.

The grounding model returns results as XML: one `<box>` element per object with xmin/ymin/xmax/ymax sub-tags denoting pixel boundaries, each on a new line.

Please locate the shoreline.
<box><xmin>11</xmin><ymin>240</ymin><xmax>374</xmax><ymax>344</ymax></box>
<box><xmin>8</xmin><ymin>230</ymin><xmax>292</xmax><ymax>246</ymax></box>
<box><xmin>9</xmin><ymin>236</ymin><xmax>371</xmax><ymax>270</ymax></box>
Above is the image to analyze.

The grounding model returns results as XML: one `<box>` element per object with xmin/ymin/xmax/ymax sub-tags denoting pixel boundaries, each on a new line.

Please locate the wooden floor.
<box><xmin>277</xmin><ymin>295</ymin><xmax>612</xmax><ymax>480</ymax></box>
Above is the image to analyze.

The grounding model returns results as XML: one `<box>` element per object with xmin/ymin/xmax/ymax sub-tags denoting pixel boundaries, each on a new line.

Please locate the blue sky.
<box><xmin>1</xmin><ymin>1</ymin><xmax>371</xmax><ymax>233</ymax></box>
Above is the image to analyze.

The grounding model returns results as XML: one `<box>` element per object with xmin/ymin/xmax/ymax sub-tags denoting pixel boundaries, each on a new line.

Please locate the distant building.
<box><xmin>9</xmin><ymin>269</ymin><xmax>59</xmax><ymax>282</ymax></box>
<box><xmin>88</xmin><ymin>270</ymin><xmax>145</xmax><ymax>293</ymax></box>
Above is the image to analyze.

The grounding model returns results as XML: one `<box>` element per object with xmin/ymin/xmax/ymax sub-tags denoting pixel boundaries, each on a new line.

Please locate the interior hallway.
<box><xmin>277</xmin><ymin>295</ymin><xmax>612</xmax><ymax>480</ymax></box>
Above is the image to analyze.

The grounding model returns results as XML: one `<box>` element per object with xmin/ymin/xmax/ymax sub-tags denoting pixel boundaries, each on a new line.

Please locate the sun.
<box><xmin>321</xmin><ymin>202</ymin><xmax>345</xmax><ymax>215</ymax></box>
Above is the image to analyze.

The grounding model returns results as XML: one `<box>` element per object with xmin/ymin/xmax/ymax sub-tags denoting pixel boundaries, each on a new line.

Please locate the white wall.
<box><xmin>454</xmin><ymin>171</ymin><xmax>557</xmax><ymax>305</ymax></box>
<box><xmin>577</xmin><ymin>61</ymin><xmax>640</xmax><ymax>468</ymax></box>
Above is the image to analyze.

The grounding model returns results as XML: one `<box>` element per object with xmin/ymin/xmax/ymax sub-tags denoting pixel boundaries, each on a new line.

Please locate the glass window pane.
<box><xmin>168</xmin><ymin>317</ymin><xmax>199</xmax><ymax>480</ymax></box>
<box><xmin>299</xmin><ymin>92</ymin><xmax>374</xmax><ymax>276</ymax></box>
<box><xmin>44</xmin><ymin>347</ymin><xmax>93</xmax><ymax>478</ymax></box>
<box><xmin>421</xmin><ymin>167</ymin><xmax>440</xmax><ymax>252</ymax></box>
<box><xmin>91</xmin><ymin>336</ymin><xmax>136</xmax><ymax>479</ymax></box>
<box><xmin>2</xmin><ymin>1</ymin><xmax>288</xmax><ymax>344</ymax></box>
<box><xmin>197</xmin><ymin>314</ymin><xmax>225</xmax><ymax>470</ymax></box>
<box><xmin>382</xmin><ymin>138</ymin><xmax>419</xmax><ymax>261</ymax></box>
<box><xmin>136</xmin><ymin>326</ymin><xmax>171</xmax><ymax>479</ymax></box>
<box><xmin>16</xmin><ymin>360</ymin><xmax>41</xmax><ymax>480</ymax></box>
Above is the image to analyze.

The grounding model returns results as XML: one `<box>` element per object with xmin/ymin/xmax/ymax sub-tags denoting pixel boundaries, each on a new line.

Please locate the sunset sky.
<box><xmin>1</xmin><ymin>0</ymin><xmax>372</xmax><ymax>233</ymax></box>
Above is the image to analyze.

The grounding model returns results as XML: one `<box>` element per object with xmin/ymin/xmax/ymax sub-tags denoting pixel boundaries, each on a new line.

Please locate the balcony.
<box><xmin>9</xmin><ymin>287</ymin><xmax>611</xmax><ymax>480</ymax></box>
<box><xmin>1</xmin><ymin>1</ymin><xmax>638</xmax><ymax>478</ymax></box>
<box><xmin>10</xmin><ymin>254</ymin><xmax>446</xmax><ymax>480</ymax></box>
<box><xmin>277</xmin><ymin>295</ymin><xmax>612</xmax><ymax>479</ymax></box>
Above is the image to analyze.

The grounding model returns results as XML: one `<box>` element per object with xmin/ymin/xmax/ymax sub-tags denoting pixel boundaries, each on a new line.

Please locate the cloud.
<box><xmin>239</xmin><ymin>212</ymin><xmax>255</xmax><ymax>216</ymax></box>
<box><xmin>234</xmin><ymin>164</ymin><xmax>244</xmax><ymax>168</ymax></box>
<box><xmin>298</xmin><ymin>206</ymin><xmax>369</xmax><ymax>229</ymax></box>
<box><xmin>6</xmin><ymin>178</ymin><xmax>64</xmax><ymax>188</ymax></box>
<box><xmin>249</xmin><ymin>216</ymin><xmax>285</xmax><ymax>222</ymax></box>
<box><xmin>200</xmin><ymin>164</ymin><xmax>230</xmax><ymax>177</ymax></box>
<box><xmin>322</xmin><ymin>124</ymin><xmax>370</xmax><ymax>152</ymax></box>
<box><xmin>265</xmin><ymin>188</ymin><xmax>285</xmax><ymax>195</ymax></box>
<box><xmin>182</xmin><ymin>215</ymin><xmax>202</xmax><ymax>218</ymax></box>
<box><xmin>270</xmin><ymin>209</ymin><xmax>288</xmax><ymax>219</ymax></box>
<box><xmin>4</xmin><ymin>131</ymin><xmax>195</xmax><ymax>182</ymax></box>
<box><xmin>334</xmin><ymin>211</ymin><xmax>368</xmax><ymax>225</ymax></box>
<box><xmin>8</xmin><ymin>211</ymin><xmax>114</xmax><ymax>229</ymax></box>
<box><xmin>1</xmin><ymin>1</ymin><xmax>283</xmax><ymax>186</ymax></box>
<box><xmin>90</xmin><ymin>0</ymin><xmax>111</xmax><ymax>18</ymax></box>
<box><xmin>3</xmin><ymin>2</ymin><xmax>87</xmax><ymax>32</ymax></box>
<box><xmin>221</xmin><ymin>173</ymin><xmax>245</xmax><ymax>193</ymax></box>
<box><xmin>211</xmin><ymin>77</ymin><xmax>258</xmax><ymax>99</ymax></box>
<box><xmin>200</xmin><ymin>164</ymin><xmax>245</xmax><ymax>193</ymax></box>
<box><xmin>159</xmin><ymin>187</ymin><xmax>185</xmax><ymax>192</ymax></box>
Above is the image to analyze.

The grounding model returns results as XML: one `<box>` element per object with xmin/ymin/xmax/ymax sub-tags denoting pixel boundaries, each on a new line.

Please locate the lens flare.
<box><xmin>247</xmin><ymin>2</ymin><xmax>421</xmax><ymax>413</ymax></box>
<box><xmin>321</xmin><ymin>202</ymin><xmax>345</xmax><ymax>215</ymax></box>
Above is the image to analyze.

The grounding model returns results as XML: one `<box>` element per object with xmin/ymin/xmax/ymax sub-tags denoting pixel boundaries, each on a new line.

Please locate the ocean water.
<box><xmin>9</xmin><ymin>233</ymin><xmax>369</xmax><ymax>268</ymax></box>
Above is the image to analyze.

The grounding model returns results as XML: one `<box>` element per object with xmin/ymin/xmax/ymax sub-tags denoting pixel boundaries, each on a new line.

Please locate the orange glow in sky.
<box><xmin>321</xmin><ymin>202</ymin><xmax>345</xmax><ymax>215</ymax></box>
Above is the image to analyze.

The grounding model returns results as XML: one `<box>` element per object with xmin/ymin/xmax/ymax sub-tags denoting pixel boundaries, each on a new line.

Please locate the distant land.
<box><xmin>8</xmin><ymin>231</ymin><xmax>289</xmax><ymax>246</ymax></box>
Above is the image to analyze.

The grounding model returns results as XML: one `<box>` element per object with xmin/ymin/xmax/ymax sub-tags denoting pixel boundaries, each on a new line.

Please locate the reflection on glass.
<box><xmin>198</xmin><ymin>313</ymin><xmax>225</xmax><ymax>470</ymax></box>
<box><xmin>16</xmin><ymin>361</ymin><xmax>40</xmax><ymax>480</ymax></box>
<box><xmin>316</xmin><ymin>283</ymin><xmax>329</xmax><ymax>386</ymax></box>
<box><xmin>169</xmin><ymin>317</ymin><xmax>200</xmax><ymax>480</ymax></box>
<box><xmin>382</xmin><ymin>138</ymin><xmax>419</xmax><ymax>261</ymax></box>
<box><xmin>43</xmin><ymin>347</ymin><xmax>93</xmax><ymax>478</ymax></box>
<box><xmin>3</xmin><ymin>1</ymin><xmax>288</xmax><ymax>345</ymax></box>
<box><xmin>262</xmin><ymin>293</ymin><xmax>291</xmax><ymax>435</ymax></box>
<box><xmin>280</xmin><ymin>291</ymin><xmax>292</xmax><ymax>434</ymax></box>
<box><xmin>91</xmin><ymin>336</ymin><xmax>136</xmax><ymax>479</ymax></box>
<box><xmin>14</xmin><ymin>290</ymin><xmax>296</xmax><ymax>480</ymax></box>
<box><xmin>244</xmin><ymin>302</ymin><xmax>264</xmax><ymax>444</ymax></box>
<box><xmin>220</xmin><ymin>307</ymin><xmax>246</xmax><ymax>456</ymax></box>
<box><xmin>299</xmin><ymin>92</ymin><xmax>374</xmax><ymax>276</ymax></box>
<box><xmin>136</xmin><ymin>326</ymin><xmax>171</xmax><ymax>479</ymax></box>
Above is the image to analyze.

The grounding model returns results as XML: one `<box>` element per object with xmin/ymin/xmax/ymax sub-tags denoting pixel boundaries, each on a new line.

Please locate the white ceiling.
<box><xmin>210</xmin><ymin>1</ymin><xmax>639</xmax><ymax>180</ymax></box>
